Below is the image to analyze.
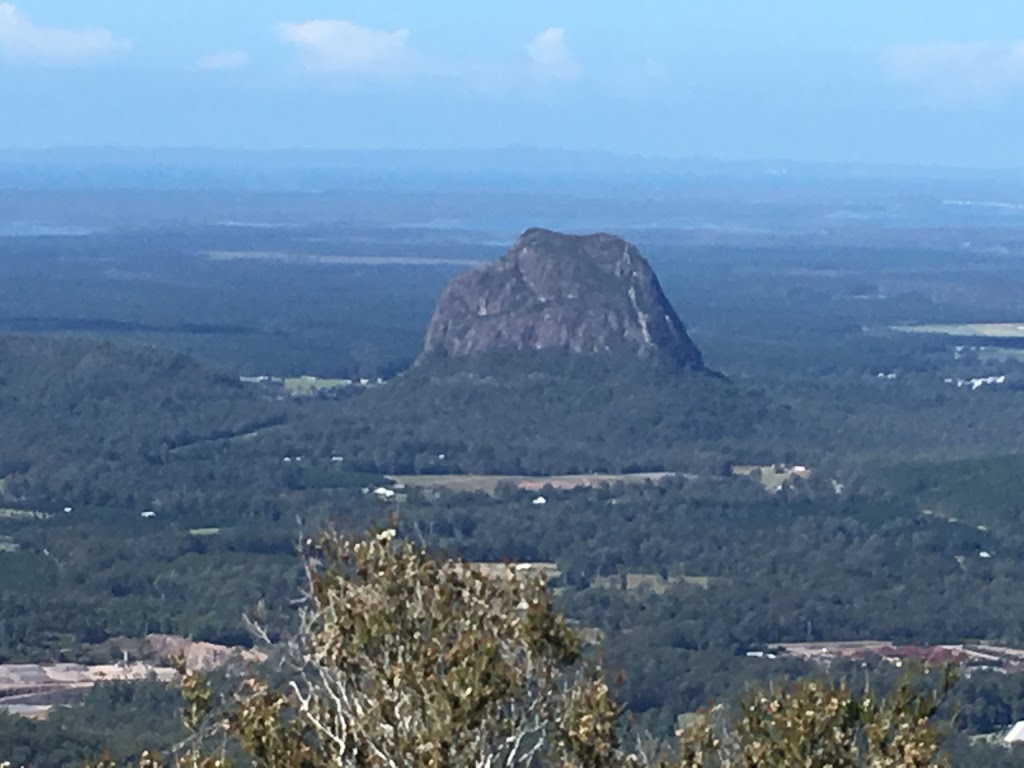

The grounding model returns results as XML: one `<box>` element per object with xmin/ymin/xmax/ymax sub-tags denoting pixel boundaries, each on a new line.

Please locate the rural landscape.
<box><xmin>8</xmin><ymin>1</ymin><xmax>1024</xmax><ymax>765</ymax></box>
<box><xmin>3</xmin><ymin>164</ymin><xmax>1024</xmax><ymax>764</ymax></box>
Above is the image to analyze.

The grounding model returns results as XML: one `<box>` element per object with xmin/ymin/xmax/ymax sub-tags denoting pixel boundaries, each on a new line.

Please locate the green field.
<box><xmin>890</xmin><ymin>322</ymin><xmax>1024</xmax><ymax>338</ymax></box>
<box><xmin>188</xmin><ymin>527</ymin><xmax>222</xmax><ymax>537</ymax></box>
<box><xmin>282</xmin><ymin>375</ymin><xmax>357</xmax><ymax>396</ymax></box>
<box><xmin>389</xmin><ymin>472</ymin><xmax>681</xmax><ymax>494</ymax></box>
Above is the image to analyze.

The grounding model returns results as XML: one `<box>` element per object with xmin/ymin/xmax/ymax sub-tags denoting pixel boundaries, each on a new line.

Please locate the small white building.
<box><xmin>141</xmin><ymin>510</ymin><xmax>156</xmax><ymax>518</ymax></box>
<box><xmin>373</xmin><ymin>487</ymin><xmax>396</xmax><ymax>500</ymax></box>
<box><xmin>1005</xmin><ymin>720</ymin><xmax>1024</xmax><ymax>744</ymax></box>
<box><xmin>946</xmin><ymin>375</ymin><xmax>1008</xmax><ymax>390</ymax></box>
<box><xmin>532</xmin><ymin>496</ymin><xmax>547</xmax><ymax>506</ymax></box>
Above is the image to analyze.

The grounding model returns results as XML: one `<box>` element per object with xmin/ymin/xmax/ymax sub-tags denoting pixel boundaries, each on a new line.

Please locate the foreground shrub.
<box><xmin>84</xmin><ymin>528</ymin><xmax>954</xmax><ymax>767</ymax></box>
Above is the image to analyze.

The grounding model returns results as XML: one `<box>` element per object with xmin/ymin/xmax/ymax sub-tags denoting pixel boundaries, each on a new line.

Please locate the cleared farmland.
<box><xmin>731</xmin><ymin>464</ymin><xmax>811</xmax><ymax>492</ymax></box>
<box><xmin>890</xmin><ymin>322</ymin><xmax>1024</xmax><ymax>338</ymax></box>
<box><xmin>591</xmin><ymin>572</ymin><xmax>717</xmax><ymax>594</ymax></box>
<box><xmin>387</xmin><ymin>472</ymin><xmax>681</xmax><ymax>494</ymax></box>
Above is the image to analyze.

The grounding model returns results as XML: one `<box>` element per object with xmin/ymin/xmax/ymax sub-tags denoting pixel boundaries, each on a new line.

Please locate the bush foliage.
<box><xmin>75</xmin><ymin>528</ymin><xmax>955</xmax><ymax>768</ymax></box>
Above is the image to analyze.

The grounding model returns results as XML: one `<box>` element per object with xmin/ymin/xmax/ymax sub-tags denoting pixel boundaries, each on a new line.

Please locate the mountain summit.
<box><xmin>420</xmin><ymin>228</ymin><xmax>704</xmax><ymax>369</ymax></box>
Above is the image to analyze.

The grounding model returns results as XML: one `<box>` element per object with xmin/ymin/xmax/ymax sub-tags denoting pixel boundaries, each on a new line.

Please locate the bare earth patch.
<box><xmin>0</xmin><ymin>634</ymin><xmax>266</xmax><ymax>718</ymax></box>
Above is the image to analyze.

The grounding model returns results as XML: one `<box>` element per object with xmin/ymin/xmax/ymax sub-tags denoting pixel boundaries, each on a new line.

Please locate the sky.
<box><xmin>3</xmin><ymin>1</ymin><xmax>1024</xmax><ymax>167</ymax></box>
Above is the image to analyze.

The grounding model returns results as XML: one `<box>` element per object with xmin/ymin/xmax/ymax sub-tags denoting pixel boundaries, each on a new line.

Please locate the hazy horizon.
<box><xmin>5</xmin><ymin>2</ymin><xmax>1024</xmax><ymax>168</ymax></box>
<box><xmin>6</xmin><ymin>145</ymin><xmax>1024</xmax><ymax>183</ymax></box>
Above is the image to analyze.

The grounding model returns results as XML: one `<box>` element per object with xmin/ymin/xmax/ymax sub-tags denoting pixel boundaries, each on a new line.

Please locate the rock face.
<box><xmin>420</xmin><ymin>228</ymin><xmax>704</xmax><ymax>369</ymax></box>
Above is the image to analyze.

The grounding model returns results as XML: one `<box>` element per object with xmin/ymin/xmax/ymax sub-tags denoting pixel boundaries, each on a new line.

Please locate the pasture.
<box><xmin>890</xmin><ymin>322</ymin><xmax>1024</xmax><ymax>339</ymax></box>
<box><xmin>283</xmin><ymin>375</ymin><xmax>356</xmax><ymax>396</ymax></box>
<box><xmin>388</xmin><ymin>472</ymin><xmax>681</xmax><ymax>494</ymax></box>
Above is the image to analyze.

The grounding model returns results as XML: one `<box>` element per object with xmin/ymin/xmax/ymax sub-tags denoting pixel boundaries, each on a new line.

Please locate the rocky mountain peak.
<box><xmin>419</xmin><ymin>228</ymin><xmax>704</xmax><ymax>369</ymax></box>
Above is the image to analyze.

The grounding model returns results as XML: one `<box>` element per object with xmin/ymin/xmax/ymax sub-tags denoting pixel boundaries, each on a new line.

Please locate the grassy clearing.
<box><xmin>731</xmin><ymin>464</ymin><xmax>811</xmax><ymax>492</ymax></box>
<box><xmin>592</xmin><ymin>572</ymin><xmax>715</xmax><ymax>594</ymax></box>
<box><xmin>890</xmin><ymin>322</ymin><xmax>1024</xmax><ymax>338</ymax></box>
<box><xmin>389</xmin><ymin>472</ymin><xmax>681</xmax><ymax>494</ymax></box>
<box><xmin>0</xmin><ymin>536</ymin><xmax>19</xmax><ymax>553</ymax></box>
<box><xmin>188</xmin><ymin>528</ymin><xmax>222</xmax><ymax>536</ymax></box>
<box><xmin>283</xmin><ymin>375</ymin><xmax>356</xmax><ymax>397</ymax></box>
<box><xmin>231</xmin><ymin>429</ymin><xmax>265</xmax><ymax>441</ymax></box>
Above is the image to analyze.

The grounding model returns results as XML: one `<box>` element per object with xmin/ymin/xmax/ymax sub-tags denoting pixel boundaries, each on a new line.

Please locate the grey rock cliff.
<box><xmin>420</xmin><ymin>228</ymin><xmax>704</xmax><ymax>368</ymax></box>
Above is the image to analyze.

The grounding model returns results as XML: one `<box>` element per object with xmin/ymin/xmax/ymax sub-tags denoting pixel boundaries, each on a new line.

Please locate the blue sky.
<box><xmin>3</xmin><ymin>1</ymin><xmax>1024</xmax><ymax>166</ymax></box>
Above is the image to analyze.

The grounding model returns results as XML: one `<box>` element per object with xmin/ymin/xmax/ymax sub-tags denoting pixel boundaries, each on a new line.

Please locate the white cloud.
<box><xmin>277</xmin><ymin>19</ymin><xmax>409</xmax><ymax>74</ymax></box>
<box><xmin>197</xmin><ymin>50</ymin><xmax>249</xmax><ymax>71</ymax></box>
<box><xmin>527</xmin><ymin>27</ymin><xmax>580</xmax><ymax>81</ymax></box>
<box><xmin>883</xmin><ymin>41</ymin><xmax>1024</xmax><ymax>103</ymax></box>
<box><xmin>0</xmin><ymin>3</ymin><xmax>127</xmax><ymax>64</ymax></box>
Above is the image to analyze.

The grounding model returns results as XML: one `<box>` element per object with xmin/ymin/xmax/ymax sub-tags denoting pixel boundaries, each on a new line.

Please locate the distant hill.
<box><xmin>0</xmin><ymin>335</ymin><xmax>280</xmax><ymax>478</ymax></box>
<box><xmin>871</xmin><ymin>452</ymin><xmax>1024</xmax><ymax>534</ymax></box>
<box><xmin>420</xmin><ymin>228</ymin><xmax>704</xmax><ymax>370</ymax></box>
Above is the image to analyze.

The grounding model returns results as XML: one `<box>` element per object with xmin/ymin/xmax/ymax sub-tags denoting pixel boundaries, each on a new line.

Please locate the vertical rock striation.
<box><xmin>420</xmin><ymin>228</ymin><xmax>704</xmax><ymax>369</ymax></box>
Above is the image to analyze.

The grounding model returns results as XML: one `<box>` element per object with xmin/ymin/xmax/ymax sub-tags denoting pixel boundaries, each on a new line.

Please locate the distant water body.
<box><xmin>0</xmin><ymin>222</ymin><xmax>95</xmax><ymax>237</ymax></box>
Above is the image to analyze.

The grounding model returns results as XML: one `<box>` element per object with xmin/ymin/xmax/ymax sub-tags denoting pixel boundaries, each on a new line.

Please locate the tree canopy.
<box><xmin>84</xmin><ymin>528</ymin><xmax>955</xmax><ymax>768</ymax></box>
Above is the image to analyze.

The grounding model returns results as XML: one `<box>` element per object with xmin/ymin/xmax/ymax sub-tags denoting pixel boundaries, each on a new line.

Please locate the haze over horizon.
<box><xmin>4</xmin><ymin>1</ymin><xmax>1024</xmax><ymax>169</ymax></box>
